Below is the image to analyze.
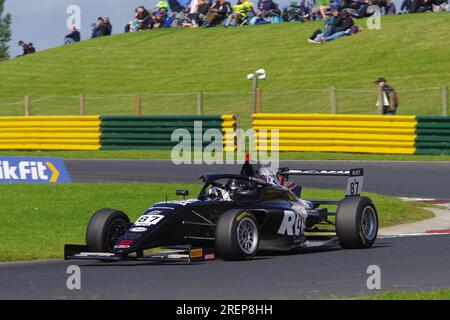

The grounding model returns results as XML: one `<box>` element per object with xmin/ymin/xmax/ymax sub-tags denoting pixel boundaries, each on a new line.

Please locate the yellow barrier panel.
<box><xmin>0</xmin><ymin>116</ymin><xmax>101</xmax><ymax>151</ymax></box>
<box><xmin>252</xmin><ymin>113</ymin><xmax>417</xmax><ymax>155</ymax></box>
<box><xmin>253</xmin><ymin>114</ymin><xmax>416</xmax><ymax>122</ymax></box>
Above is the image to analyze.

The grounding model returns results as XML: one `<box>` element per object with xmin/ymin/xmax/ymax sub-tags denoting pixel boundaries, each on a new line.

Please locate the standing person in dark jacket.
<box><xmin>64</xmin><ymin>27</ymin><xmax>81</xmax><ymax>44</ymax></box>
<box><xmin>104</xmin><ymin>17</ymin><xmax>113</xmax><ymax>35</ymax></box>
<box><xmin>205</xmin><ymin>0</ymin><xmax>233</xmax><ymax>26</ymax></box>
<box><xmin>96</xmin><ymin>17</ymin><xmax>109</xmax><ymax>36</ymax></box>
<box><xmin>375</xmin><ymin>77</ymin><xmax>399</xmax><ymax>115</ymax></box>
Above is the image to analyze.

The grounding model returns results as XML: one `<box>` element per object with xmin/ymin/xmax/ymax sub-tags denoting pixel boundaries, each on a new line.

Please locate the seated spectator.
<box><xmin>257</xmin><ymin>0</ymin><xmax>281</xmax><ymax>18</ymax></box>
<box><xmin>225</xmin><ymin>0</ymin><xmax>256</xmax><ymax>26</ymax></box>
<box><xmin>284</xmin><ymin>1</ymin><xmax>311</xmax><ymax>22</ymax></box>
<box><xmin>308</xmin><ymin>8</ymin><xmax>355</xmax><ymax>43</ymax></box>
<box><xmin>432</xmin><ymin>0</ymin><xmax>448</xmax><ymax>11</ymax></box>
<box><xmin>189</xmin><ymin>0</ymin><xmax>211</xmax><ymax>27</ymax></box>
<box><xmin>64</xmin><ymin>27</ymin><xmax>81</xmax><ymax>44</ymax></box>
<box><xmin>409</xmin><ymin>0</ymin><xmax>433</xmax><ymax>12</ymax></box>
<box><xmin>205</xmin><ymin>0</ymin><xmax>233</xmax><ymax>27</ymax></box>
<box><xmin>126</xmin><ymin>6</ymin><xmax>153</xmax><ymax>31</ymax></box>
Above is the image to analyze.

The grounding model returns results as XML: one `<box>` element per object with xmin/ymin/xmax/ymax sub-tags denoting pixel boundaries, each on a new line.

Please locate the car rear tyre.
<box><xmin>336</xmin><ymin>197</ymin><xmax>378</xmax><ymax>249</ymax></box>
<box><xmin>215</xmin><ymin>210</ymin><xmax>260</xmax><ymax>261</ymax></box>
<box><xmin>86</xmin><ymin>208</ymin><xmax>130</xmax><ymax>253</ymax></box>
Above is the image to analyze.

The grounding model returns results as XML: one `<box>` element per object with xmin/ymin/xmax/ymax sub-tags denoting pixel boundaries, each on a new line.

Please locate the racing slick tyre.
<box><xmin>215</xmin><ymin>210</ymin><xmax>260</xmax><ymax>261</ymax></box>
<box><xmin>336</xmin><ymin>196</ymin><xmax>378</xmax><ymax>249</ymax></box>
<box><xmin>86</xmin><ymin>208</ymin><xmax>130</xmax><ymax>253</ymax></box>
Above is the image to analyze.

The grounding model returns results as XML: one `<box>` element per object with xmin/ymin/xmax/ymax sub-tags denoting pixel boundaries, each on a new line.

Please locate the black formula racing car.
<box><xmin>65</xmin><ymin>161</ymin><xmax>378</xmax><ymax>262</ymax></box>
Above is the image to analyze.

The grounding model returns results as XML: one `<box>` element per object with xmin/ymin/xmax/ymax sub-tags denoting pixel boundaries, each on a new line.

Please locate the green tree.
<box><xmin>0</xmin><ymin>0</ymin><xmax>12</xmax><ymax>61</ymax></box>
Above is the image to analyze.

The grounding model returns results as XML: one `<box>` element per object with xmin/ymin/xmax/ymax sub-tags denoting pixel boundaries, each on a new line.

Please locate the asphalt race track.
<box><xmin>65</xmin><ymin>159</ymin><xmax>450</xmax><ymax>198</ymax></box>
<box><xmin>1</xmin><ymin>235</ymin><xmax>450</xmax><ymax>299</ymax></box>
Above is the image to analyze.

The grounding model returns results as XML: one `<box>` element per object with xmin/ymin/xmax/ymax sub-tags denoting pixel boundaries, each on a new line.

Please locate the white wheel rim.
<box><xmin>361</xmin><ymin>206</ymin><xmax>377</xmax><ymax>241</ymax></box>
<box><xmin>236</xmin><ymin>217</ymin><xmax>259</xmax><ymax>255</ymax></box>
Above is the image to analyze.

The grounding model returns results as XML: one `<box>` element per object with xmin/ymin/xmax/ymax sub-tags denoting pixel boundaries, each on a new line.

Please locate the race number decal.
<box><xmin>346</xmin><ymin>168</ymin><xmax>364</xmax><ymax>196</ymax></box>
<box><xmin>277</xmin><ymin>210</ymin><xmax>306</xmax><ymax>236</ymax></box>
<box><xmin>134</xmin><ymin>215</ymin><xmax>164</xmax><ymax>226</ymax></box>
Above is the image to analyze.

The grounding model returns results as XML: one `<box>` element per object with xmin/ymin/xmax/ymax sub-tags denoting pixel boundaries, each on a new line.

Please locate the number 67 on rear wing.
<box><xmin>277</xmin><ymin>168</ymin><xmax>364</xmax><ymax>197</ymax></box>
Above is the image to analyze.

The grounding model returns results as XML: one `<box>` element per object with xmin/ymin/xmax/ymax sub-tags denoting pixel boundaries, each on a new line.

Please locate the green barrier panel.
<box><xmin>416</xmin><ymin>116</ymin><xmax>450</xmax><ymax>122</ymax></box>
<box><xmin>101</xmin><ymin>127</ymin><xmax>219</xmax><ymax>133</ymax></box>
<box><xmin>101</xmin><ymin>139</ymin><xmax>221</xmax><ymax>145</ymax></box>
<box><xmin>101</xmin><ymin>115</ymin><xmax>223</xmax><ymax>121</ymax></box>
<box><xmin>100</xmin><ymin>115</ymin><xmax>235</xmax><ymax>151</ymax></box>
<box><xmin>415</xmin><ymin>142</ymin><xmax>450</xmax><ymax>148</ymax></box>
<box><xmin>101</xmin><ymin>133</ymin><xmax>227</xmax><ymax>139</ymax></box>
<box><xmin>102</xmin><ymin>145</ymin><xmax>175</xmax><ymax>150</ymax></box>
<box><xmin>415</xmin><ymin>148</ymin><xmax>450</xmax><ymax>155</ymax></box>
<box><xmin>416</xmin><ymin>123</ymin><xmax>450</xmax><ymax>129</ymax></box>
<box><xmin>416</xmin><ymin>136</ymin><xmax>450</xmax><ymax>142</ymax></box>
<box><xmin>416</xmin><ymin>129</ymin><xmax>450</xmax><ymax>135</ymax></box>
<box><xmin>101</xmin><ymin>121</ymin><xmax>223</xmax><ymax>128</ymax></box>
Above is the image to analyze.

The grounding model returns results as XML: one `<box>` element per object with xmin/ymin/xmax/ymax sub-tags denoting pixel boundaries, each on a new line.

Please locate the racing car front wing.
<box><xmin>64</xmin><ymin>244</ymin><xmax>216</xmax><ymax>263</ymax></box>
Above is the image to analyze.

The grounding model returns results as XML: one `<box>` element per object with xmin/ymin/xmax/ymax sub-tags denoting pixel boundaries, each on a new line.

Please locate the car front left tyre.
<box><xmin>86</xmin><ymin>208</ymin><xmax>130</xmax><ymax>253</ymax></box>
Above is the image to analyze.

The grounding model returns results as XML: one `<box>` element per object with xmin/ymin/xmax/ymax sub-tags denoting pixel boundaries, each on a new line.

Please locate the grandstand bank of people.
<box><xmin>121</xmin><ymin>0</ymin><xmax>450</xmax><ymax>31</ymax></box>
<box><xmin>23</xmin><ymin>0</ymin><xmax>448</xmax><ymax>51</ymax></box>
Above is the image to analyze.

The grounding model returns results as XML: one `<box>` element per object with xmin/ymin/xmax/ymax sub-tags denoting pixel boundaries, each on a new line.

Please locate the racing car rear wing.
<box><xmin>278</xmin><ymin>168</ymin><xmax>364</xmax><ymax>196</ymax></box>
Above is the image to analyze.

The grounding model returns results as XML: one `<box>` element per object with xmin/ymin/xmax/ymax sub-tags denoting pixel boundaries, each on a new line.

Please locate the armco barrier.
<box><xmin>100</xmin><ymin>115</ymin><xmax>237</xmax><ymax>151</ymax></box>
<box><xmin>0</xmin><ymin>115</ymin><xmax>237</xmax><ymax>151</ymax></box>
<box><xmin>415</xmin><ymin>116</ymin><xmax>450</xmax><ymax>155</ymax></box>
<box><xmin>0</xmin><ymin>116</ymin><xmax>101</xmax><ymax>150</ymax></box>
<box><xmin>253</xmin><ymin>114</ymin><xmax>418</xmax><ymax>155</ymax></box>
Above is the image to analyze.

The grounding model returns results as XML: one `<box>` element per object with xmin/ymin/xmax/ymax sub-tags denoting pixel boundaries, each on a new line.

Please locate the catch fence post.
<box><xmin>24</xmin><ymin>96</ymin><xmax>31</xmax><ymax>116</ymax></box>
<box><xmin>197</xmin><ymin>91</ymin><xmax>204</xmax><ymax>115</ymax></box>
<box><xmin>80</xmin><ymin>93</ymin><xmax>86</xmax><ymax>116</ymax></box>
<box><xmin>135</xmin><ymin>94</ymin><xmax>142</xmax><ymax>115</ymax></box>
<box><xmin>443</xmin><ymin>85</ymin><xmax>449</xmax><ymax>117</ymax></box>
<box><xmin>330</xmin><ymin>86</ymin><xmax>337</xmax><ymax>114</ymax></box>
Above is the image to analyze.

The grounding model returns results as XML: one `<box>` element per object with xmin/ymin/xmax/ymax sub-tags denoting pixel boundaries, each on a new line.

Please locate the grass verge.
<box><xmin>359</xmin><ymin>289</ymin><xmax>450</xmax><ymax>300</ymax></box>
<box><xmin>0</xmin><ymin>183</ymin><xmax>433</xmax><ymax>262</ymax></box>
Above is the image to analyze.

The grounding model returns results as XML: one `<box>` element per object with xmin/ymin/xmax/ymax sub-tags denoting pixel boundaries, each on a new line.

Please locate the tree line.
<box><xmin>0</xmin><ymin>0</ymin><xmax>12</xmax><ymax>61</ymax></box>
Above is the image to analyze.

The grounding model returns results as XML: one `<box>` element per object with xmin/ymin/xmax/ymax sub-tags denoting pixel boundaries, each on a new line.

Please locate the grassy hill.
<box><xmin>0</xmin><ymin>13</ymin><xmax>449</xmax><ymax>127</ymax></box>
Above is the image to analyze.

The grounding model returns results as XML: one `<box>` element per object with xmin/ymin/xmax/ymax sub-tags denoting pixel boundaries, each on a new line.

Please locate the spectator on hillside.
<box><xmin>104</xmin><ymin>17</ymin><xmax>113</xmax><ymax>35</ymax></box>
<box><xmin>284</xmin><ymin>1</ymin><xmax>311</xmax><ymax>22</ymax></box>
<box><xmin>28</xmin><ymin>43</ymin><xmax>36</xmax><ymax>54</ymax></box>
<box><xmin>225</xmin><ymin>0</ymin><xmax>256</xmax><ymax>26</ymax></box>
<box><xmin>125</xmin><ymin>6</ymin><xmax>153</xmax><ymax>32</ymax></box>
<box><xmin>189</xmin><ymin>0</ymin><xmax>211</xmax><ymax>27</ymax></box>
<box><xmin>91</xmin><ymin>22</ymin><xmax>99</xmax><ymax>38</ymax></box>
<box><xmin>257</xmin><ymin>0</ymin><xmax>280</xmax><ymax>18</ymax></box>
<box><xmin>64</xmin><ymin>27</ymin><xmax>81</xmax><ymax>44</ymax></box>
<box><xmin>153</xmin><ymin>8</ymin><xmax>168</xmax><ymax>29</ymax></box>
<box><xmin>96</xmin><ymin>17</ymin><xmax>105</xmax><ymax>36</ymax></box>
<box><xmin>375</xmin><ymin>77</ymin><xmax>398</xmax><ymax>115</ymax></box>
<box><xmin>18</xmin><ymin>41</ymin><xmax>34</xmax><ymax>55</ymax></box>
<box><xmin>156</xmin><ymin>0</ymin><xmax>170</xmax><ymax>11</ymax></box>
<box><xmin>136</xmin><ymin>6</ymin><xmax>153</xmax><ymax>29</ymax></box>
<box><xmin>308</xmin><ymin>8</ymin><xmax>355</xmax><ymax>43</ymax></box>
<box><xmin>205</xmin><ymin>0</ymin><xmax>233</xmax><ymax>27</ymax></box>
